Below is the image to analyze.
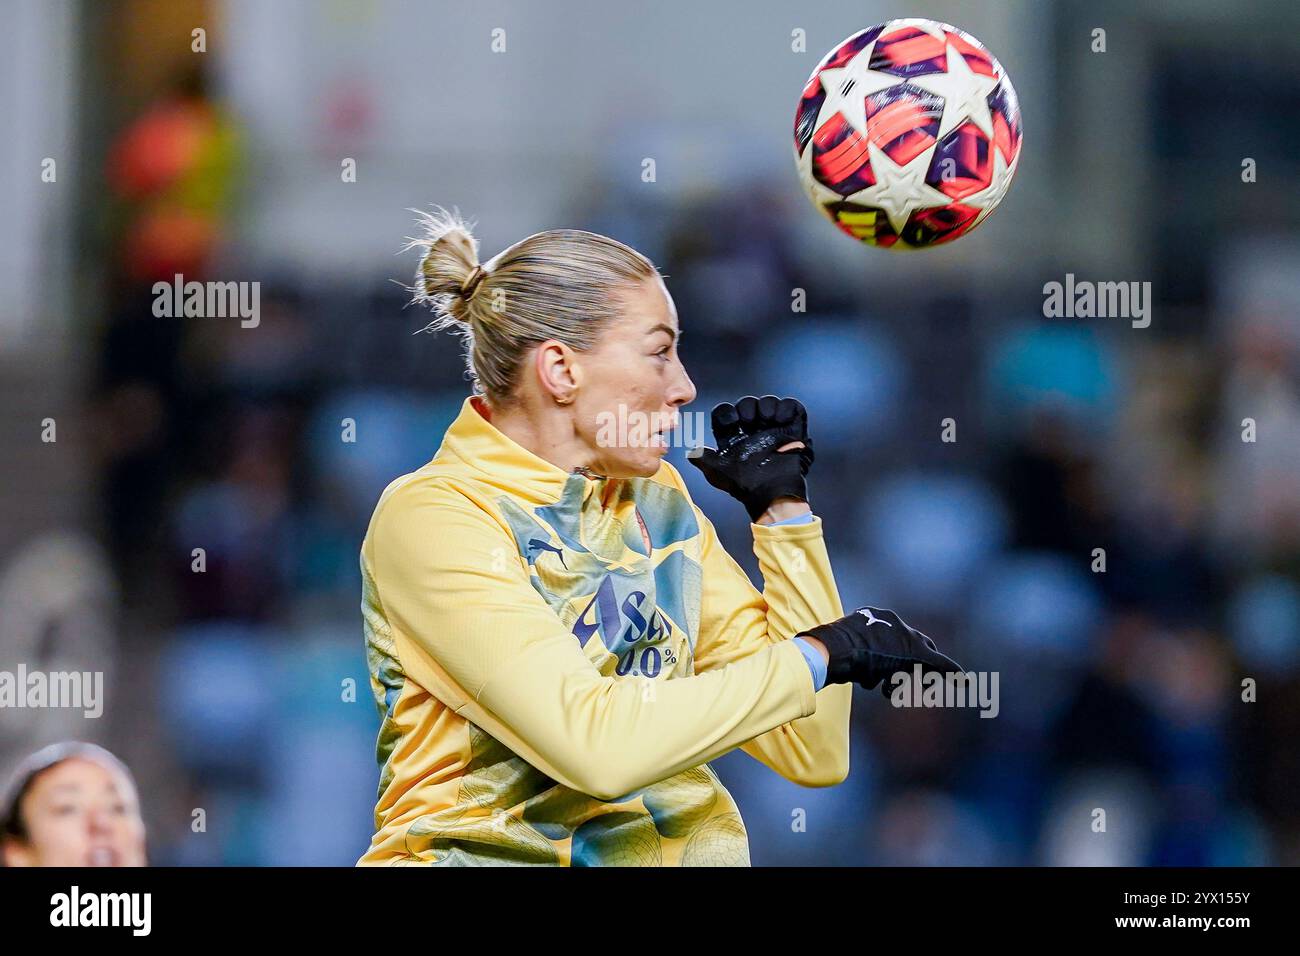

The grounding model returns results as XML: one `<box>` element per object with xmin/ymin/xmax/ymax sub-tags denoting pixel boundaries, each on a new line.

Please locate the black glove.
<box><xmin>686</xmin><ymin>395</ymin><xmax>815</xmax><ymax>522</ymax></box>
<box><xmin>800</xmin><ymin>607</ymin><xmax>964</xmax><ymax>698</ymax></box>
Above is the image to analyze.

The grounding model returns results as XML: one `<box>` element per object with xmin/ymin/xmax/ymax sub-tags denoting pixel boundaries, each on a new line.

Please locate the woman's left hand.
<box><xmin>686</xmin><ymin>395</ymin><xmax>815</xmax><ymax>522</ymax></box>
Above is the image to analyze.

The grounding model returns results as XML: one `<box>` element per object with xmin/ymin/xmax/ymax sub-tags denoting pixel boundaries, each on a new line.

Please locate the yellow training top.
<box><xmin>357</xmin><ymin>395</ymin><xmax>851</xmax><ymax>865</ymax></box>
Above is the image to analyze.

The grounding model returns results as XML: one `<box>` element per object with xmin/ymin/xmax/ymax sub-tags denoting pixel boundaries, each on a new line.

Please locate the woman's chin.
<box><xmin>601</xmin><ymin>447</ymin><xmax>668</xmax><ymax>479</ymax></box>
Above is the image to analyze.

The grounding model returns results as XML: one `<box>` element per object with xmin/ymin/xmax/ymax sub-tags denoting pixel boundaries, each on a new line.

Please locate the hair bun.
<box><xmin>460</xmin><ymin>265</ymin><xmax>488</xmax><ymax>301</ymax></box>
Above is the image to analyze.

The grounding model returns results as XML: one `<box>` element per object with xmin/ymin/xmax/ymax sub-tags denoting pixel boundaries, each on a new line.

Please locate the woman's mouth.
<box><xmin>87</xmin><ymin>846</ymin><xmax>121</xmax><ymax>866</ymax></box>
<box><xmin>651</xmin><ymin>413</ymin><xmax>679</xmax><ymax>448</ymax></box>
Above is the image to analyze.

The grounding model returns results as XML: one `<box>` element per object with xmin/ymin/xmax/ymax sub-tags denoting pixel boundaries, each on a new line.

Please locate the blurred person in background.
<box><xmin>95</xmin><ymin>63</ymin><xmax>246</xmax><ymax>588</ymax></box>
<box><xmin>0</xmin><ymin>742</ymin><xmax>147</xmax><ymax>867</ymax></box>
<box><xmin>105</xmin><ymin>63</ymin><xmax>243</xmax><ymax>287</ymax></box>
<box><xmin>356</xmin><ymin>208</ymin><xmax>959</xmax><ymax>866</ymax></box>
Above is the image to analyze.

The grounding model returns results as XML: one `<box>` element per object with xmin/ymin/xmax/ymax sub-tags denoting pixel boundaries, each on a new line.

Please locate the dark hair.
<box><xmin>0</xmin><ymin>742</ymin><xmax>136</xmax><ymax>846</ymax></box>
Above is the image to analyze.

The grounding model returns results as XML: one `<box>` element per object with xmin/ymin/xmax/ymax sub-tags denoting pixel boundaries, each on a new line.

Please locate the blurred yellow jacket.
<box><xmin>357</xmin><ymin>396</ymin><xmax>851</xmax><ymax>865</ymax></box>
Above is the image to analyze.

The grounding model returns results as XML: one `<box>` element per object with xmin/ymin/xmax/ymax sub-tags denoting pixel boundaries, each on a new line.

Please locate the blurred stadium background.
<box><xmin>2</xmin><ymin>0</ymin><xmax>1298</xmax><ymax>865</ymax></box>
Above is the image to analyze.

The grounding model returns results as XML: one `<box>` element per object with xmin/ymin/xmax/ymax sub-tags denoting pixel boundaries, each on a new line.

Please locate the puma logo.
<box><xmin>526</xmin><ymin>538</ymin><xmax>567</xmax><ymax>569</ymax></box>
<box><xmin>856</xmin><ymin>608</ymin><xmax>892</xmax><ymax>627</ymax></box>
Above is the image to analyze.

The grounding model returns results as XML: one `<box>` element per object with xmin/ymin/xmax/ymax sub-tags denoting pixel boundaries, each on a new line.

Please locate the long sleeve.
<box><xmin>690</xmin><ymin>507</ymin><xmax>853</xmax><ymax>787</ymax></box>
<box><xmin>364</xmin><ymin>478</ymin><xmax>819</xmax><ymax>803</ymax></box>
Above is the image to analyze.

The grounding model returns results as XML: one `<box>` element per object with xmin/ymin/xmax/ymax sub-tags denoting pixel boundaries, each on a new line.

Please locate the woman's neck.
<box><xmin>474</xmin><ymin>395</ymin><xmax>598</xmax><ymax>478</ymax></box>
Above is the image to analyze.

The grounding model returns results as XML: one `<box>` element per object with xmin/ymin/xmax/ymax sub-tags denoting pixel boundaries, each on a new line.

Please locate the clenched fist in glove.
<box><xmin>799</xmin><ymin>607</ymin><xmax>965</xmax><ymax>697</ymax></box>
<box><xmin>686</xmin><ymin>395</ymin><xmax>815</xmax><ymax>522</ymax></box>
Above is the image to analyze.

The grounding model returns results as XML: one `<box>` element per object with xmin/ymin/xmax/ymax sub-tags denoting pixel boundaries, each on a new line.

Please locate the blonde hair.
<box><xmin>407</xmin><ymin>207</ymin><xmax>659</xmax><ymax>405</ymax></box>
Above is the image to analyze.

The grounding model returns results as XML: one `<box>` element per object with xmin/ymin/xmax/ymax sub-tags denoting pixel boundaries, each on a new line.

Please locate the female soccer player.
<box><xmin>358</xmin><ymin>209</ymin><xmax>960</xmax><ymax>865</ymax></box>
<box><xmin>0</xmin><ymin>741</ymin><xmax>147</xmax><ymax>867</ymax></box>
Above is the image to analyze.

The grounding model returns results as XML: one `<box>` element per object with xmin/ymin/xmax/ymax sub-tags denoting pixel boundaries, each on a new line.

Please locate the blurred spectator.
<box><xmin>106</xmin><ymin>65</ymin><xmax>243</xmax><ymax>284</ymax></box>
<box><xmin>1</xmin><ymin>742</ymin><xmax>146</xmax><ymax>867</ymax></box>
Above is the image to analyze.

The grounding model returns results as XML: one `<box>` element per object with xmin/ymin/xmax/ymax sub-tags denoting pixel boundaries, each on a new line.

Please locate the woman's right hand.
<box><xmin>686</xmin><ymin>395</ymin><xmax>816</xmax><ymax>522</ymax></box>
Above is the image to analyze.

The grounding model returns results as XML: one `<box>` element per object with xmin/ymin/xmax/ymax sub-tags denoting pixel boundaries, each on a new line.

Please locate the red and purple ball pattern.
<box><xmin>794</xmin><ymin>20</ymin><xmax>1023</xmax><ymax>250</ymax></box>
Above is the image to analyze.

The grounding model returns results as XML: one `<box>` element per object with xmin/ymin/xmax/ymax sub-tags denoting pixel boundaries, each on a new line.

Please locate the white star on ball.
<box><xmin>846</xmin><ymin>141</ymin><xmax>952</xmax><ymax>235</ymax></box>
<box><xmin>812</xmin><ymin>50</ymin><xmax>903</xmax><ymax>139</ymax></box>
<box><xmin>909</xmin><ymin>41</ymin><xmax>1001</xmax><ymax>141</ymax></box>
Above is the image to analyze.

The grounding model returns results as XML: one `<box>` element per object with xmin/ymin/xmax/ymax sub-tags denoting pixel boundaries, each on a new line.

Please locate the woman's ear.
<box><xmin>535</xmin><ymin>340</ymin><xmax>580</xmax><ymax>402</ymax></box>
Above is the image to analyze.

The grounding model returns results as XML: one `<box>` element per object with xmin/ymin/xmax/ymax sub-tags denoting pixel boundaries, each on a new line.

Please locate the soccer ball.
<box><xmin>794</xmin><ymin>19</ymin><xmax>1023</xmax><ymax>250</ymax></box>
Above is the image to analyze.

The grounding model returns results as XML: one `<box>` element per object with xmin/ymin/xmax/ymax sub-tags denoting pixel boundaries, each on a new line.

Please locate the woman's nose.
<box><xmin>670</xmin><ymin>365</ymin><xmax>697</xmax><ymax>406</ymax></box>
